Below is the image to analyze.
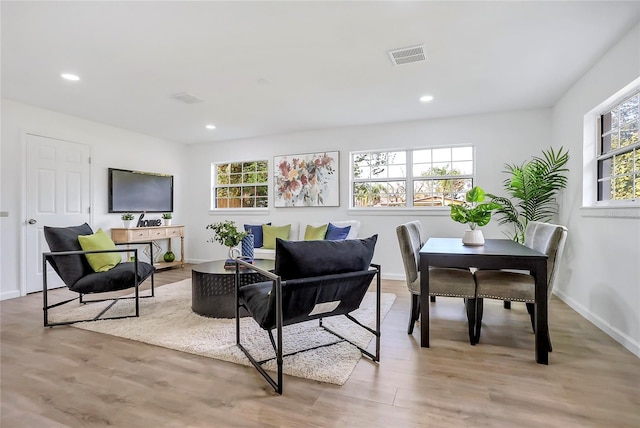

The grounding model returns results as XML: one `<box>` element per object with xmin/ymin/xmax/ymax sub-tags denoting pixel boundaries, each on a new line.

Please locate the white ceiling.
<box><xmin>2</xmin><ymin>1</ymin><xmax>639</xmax><ymax>144</ymax></box>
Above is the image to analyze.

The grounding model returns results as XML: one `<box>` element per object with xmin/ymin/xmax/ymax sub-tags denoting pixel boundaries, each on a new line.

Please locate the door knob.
<box><xmin>27</xmin><ymin>219</ymin><xmax>37</xmax><ymax>225</ymax></box>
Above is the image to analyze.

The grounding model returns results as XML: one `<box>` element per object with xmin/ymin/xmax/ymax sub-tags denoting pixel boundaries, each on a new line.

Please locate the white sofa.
<box><xmin>250</xmin><ymin>220</ymin><xmax>361</xmax><ymax>260</ymax></box>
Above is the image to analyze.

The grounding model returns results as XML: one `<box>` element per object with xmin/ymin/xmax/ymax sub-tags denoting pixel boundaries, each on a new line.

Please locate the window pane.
<box><xmin>413</xmin><ymin>163</ymin><xmax>432</xmax><ymax>176</ymax></box>
<box><xmin>598</xmin><ymin>158</ymin><xmax>611</xmax><ymax>179</ymax></box>
<box><xmin>613</xmin><ymin>175</ymin><xmax>633</xmax><ymax>200</ymax></box>
<box><xmin>452</xmin><ymin>161</ymin><xmax>473</xmax><ymax>175</ymax></box>
<box><xmin>229</xmin><ymin>173</ymin><xmax>242</xmax><ymax>184</ymax></box>
<box><xmin>213</xmin><ymin>160</ymin><xmax>269</xmax><ymax>209</ymax></box>
<box><xmin>256</xmin><ymin>161</ymin><xmax>268</xmax><ymax>172</ymax></box>
<box><xmin>614</xmin><ymin>152</ymin><xmax>633</xmax><ymax>177</ymax></box>
<box><xmin>256</xmin><ymin>197</ymin><xmax>268</xmax><ymax>208</ymax></box>
<box><xmin>388</xmin><ymin>165</ymin><xmax>406</xmax><ymax>178</ymax></box>
<box><xmin>452</xmin><ymin>146</ymin><xmax>473</xmax><ymax>161</ymax></box>
<box><xmin>619</xmin><ymin>95</ymin><xmax>639</xmax><ymax>126</ymax></box>
<box><xmin>432</xmin><ymin>148</ymin><xmax>451</xmax><ymax>163</ymax></box>
<box><xmin>619</xmin><ymin>123</ymin><xmax>638</xmax><ymax>149</ymax></box>
<box><xmin>598</xmin><ymin>179</ymin><xmax>611</xmax><ymax>201</ymax></box>
<box><xmin>414</xmin><ymin>149</ymin><xmax>431</xmax><ymax>163</ymax></box>
<box><xmin>230</xmin><ymin>163</ymin><xmax>242</xmax><ymax>174</ymax></box>
<box><xmin>601</xmin><ymin>134</ymin><xmax>612</xmax><ymax>154</ymax></box>
<box><xmin>635</xmin><ymin>148</ymin><xmax>640</xmax><ymax>172</ymax></box>
<box><xmin>242</xmin><ymin>162</ymin><xmax>256</xmax><ymax>172</ymax></box>
<box><xmin>389</xmin><ymin>151</ymin><xmax>406</xmax><ymax>164</ymax></box>
<box><xmin>602</xmin><ymin>111</ymin><xmax>613</xmax><ymax>134</ymax></box>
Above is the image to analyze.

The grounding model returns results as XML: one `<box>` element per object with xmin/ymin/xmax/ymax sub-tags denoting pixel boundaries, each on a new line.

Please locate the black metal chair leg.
<box><xmin>430</xmin><ymin>295</ymin><xmax>436</xmax><ymax>302</ymax></box>
<box><xmin>504</xmin><ymin>300</ymin><xmax>511</xmax><ymax>309</ymax></box>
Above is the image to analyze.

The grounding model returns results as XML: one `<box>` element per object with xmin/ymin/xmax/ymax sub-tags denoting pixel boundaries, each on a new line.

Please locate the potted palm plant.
<box><xmin>489</xmin><ymin>147</ymin><xmax>569</xmax><ymax>243</ymax></box>
<box><xmin>450</xmin><ymin>186</ymin><xmax>501</xmax><ymax>246</ymax></box>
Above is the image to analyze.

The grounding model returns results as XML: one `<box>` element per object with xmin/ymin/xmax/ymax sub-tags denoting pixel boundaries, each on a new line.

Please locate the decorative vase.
<box><xmin>163</xmin><ymin>251</ymin><xmax>175</xmax><ymax>262</ymax></box>
<box><xmin>227</xmin><ymin>246</ymin><xmax>241</xmax><ymax>261</ymax></box>
<box><xmin>462</xmin><ymin>229</ymin><xmax>485</xmax><ymax>246</ymax></box>
<box><xmin>242</xmin><ymin>234</ymin><xmax>254</xmax><ymax>260</ymax></box>
<box><xmin>123</xmin><ymin>220</ymin><xmax>134</xmax><ymax>228</ymax></box>
<box><xmin>163</xmin><ymin>219</ymin><xmax>172</xmax><ymax>226</ymax></box>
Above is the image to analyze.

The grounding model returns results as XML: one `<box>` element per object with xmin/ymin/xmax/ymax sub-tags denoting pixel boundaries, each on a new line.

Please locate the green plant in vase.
<box><xmin>206</xmin><ymin>220</ymin><xmax>248</xmax><ymax>260</ymax></box>
<box><xmin>450</xmin><ymin>186</ymin><xmax>501</xmax><ymax>246</ymax></box>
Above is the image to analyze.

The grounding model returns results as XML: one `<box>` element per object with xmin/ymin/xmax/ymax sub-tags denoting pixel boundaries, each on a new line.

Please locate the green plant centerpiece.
<box><xmin>489</xmin><ymin>147</ymin><xmax>569</xmax><ymax>243</ymax></box>
<box><xmin>121</xmin><ymin>212</ymin><xmax>134</xmax><ymax>221</ymax></box>
<box><xmin>161</xmin><ymin>212</ymin><xmax>172</xmax><ymax>219</ymax></box>
<box><xmin>450</xmin><ymin>186</ymin><xmax>500</xmax><ymax>246</ymax></box>
<box><xmin>206</xmin><ymin>220</ymin><xmax>248</xmax><ymax>260</ymax></box>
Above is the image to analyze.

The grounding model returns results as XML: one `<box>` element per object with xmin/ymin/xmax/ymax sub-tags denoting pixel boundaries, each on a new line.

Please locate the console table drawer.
<box><xmin>149</xmin><ymin>228</ymin><xmax>167</xmax><ymax>239</ymax></box>
<box><xmin>166</xmin><ymin>227</ymin><xmax>183</xmax><ymax>238</ymax></box>
<box><xmin>130</xmin><ymin>229</ymin><xmax>150</xmax><ymax>240</ymax></box>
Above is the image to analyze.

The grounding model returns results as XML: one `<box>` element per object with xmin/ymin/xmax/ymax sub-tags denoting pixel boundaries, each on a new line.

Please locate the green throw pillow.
<box><xmin>304</xmin><ymin>224</ymin><xmax>328</xmax><ymax>241</ymax></box>
<box><xmin>262</xmin><ymin>224</ymin><xmax>291</xmax><ymax>249</ymax></box>
<box><xmin>77</xmin><ymin>228</ymin><xmax>121</xmax><ymax>272</ymax></box>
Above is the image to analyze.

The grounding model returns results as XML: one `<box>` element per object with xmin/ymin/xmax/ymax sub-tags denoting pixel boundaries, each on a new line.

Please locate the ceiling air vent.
<box><xmin>171</xmin><ymin>92</ymin><xmax>204</xmax><ymax>104</ymax></box>
<box><xmin>388</xmin><ymin>45</ymin><xmax>426</xmax><ymax>66</ymax></box>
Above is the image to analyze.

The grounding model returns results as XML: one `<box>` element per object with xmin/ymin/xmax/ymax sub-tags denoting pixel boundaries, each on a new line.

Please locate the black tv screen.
<box><xmin>108</xmin><ymin>168</ymin><xmax>174</xmax><ymax>213</ymax></box>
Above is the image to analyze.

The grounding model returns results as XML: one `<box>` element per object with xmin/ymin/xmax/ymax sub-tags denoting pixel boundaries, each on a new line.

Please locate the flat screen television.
<box><xmin>108</xmin><ymin>168</ymin><xmax>174</xmax><ymax>213</ymax></box>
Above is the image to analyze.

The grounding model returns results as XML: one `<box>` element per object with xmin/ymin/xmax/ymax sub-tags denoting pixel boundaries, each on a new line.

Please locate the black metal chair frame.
<box><xmin>43</xmin><ymin>243</ymin><xmax>155</xmax><ymax>327</ymax></box>
<box><xmin>234</xmin><ymin>259</ymin><xmax>381</xmax><ymax>394</ymax></box>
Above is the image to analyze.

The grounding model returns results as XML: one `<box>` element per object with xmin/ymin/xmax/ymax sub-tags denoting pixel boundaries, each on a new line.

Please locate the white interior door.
<box><xmin>25</xmin><ymin>134</ymin><xmax>91</xmax><ymax>294</ymax></box>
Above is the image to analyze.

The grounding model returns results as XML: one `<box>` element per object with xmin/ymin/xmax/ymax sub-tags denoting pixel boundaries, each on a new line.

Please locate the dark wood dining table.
<box><xmin>419</xmin><ymin>238</ymin><xmax>550</xmax><ymax>364</ymax></box>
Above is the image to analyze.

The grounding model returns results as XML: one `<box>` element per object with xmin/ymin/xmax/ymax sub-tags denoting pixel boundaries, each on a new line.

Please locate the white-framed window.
<box><xmin>211</xmin><ymin>160</ymin><xmax>269</xmax><ymax>209</ymax></box>
<box><xmin>350</xmin><ymin>146</ymin><xmax>474</xmax><ymax>208</ymax></box>
<box><xmin>597</xmin><ymin>90</ymin><xmax>640</xmax><ymax>202</ymax></box>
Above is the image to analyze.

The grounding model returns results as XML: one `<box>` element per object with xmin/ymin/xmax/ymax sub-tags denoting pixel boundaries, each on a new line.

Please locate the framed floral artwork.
<box><xmin>274</xmin><ymin>151</ymin><xmax>339</xmax><ymax>207</ymax></box>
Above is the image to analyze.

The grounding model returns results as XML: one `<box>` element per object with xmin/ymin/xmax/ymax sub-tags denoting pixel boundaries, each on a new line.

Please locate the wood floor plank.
<box><xmin>2</xmin><ymin>265</ymin><xmax>639</xmax><ymax>427</ymax></box>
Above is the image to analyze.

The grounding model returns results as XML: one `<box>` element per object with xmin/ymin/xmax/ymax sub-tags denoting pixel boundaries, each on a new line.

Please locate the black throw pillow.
<box><xmin>43</xmin><ymin>223</ymin><xmax>94</xmax><ymax>287</ymax></box>
<box><xmin>274</xmin><ymin>235</ymin><xmax>377</xmax><ymax>280</ymax></box>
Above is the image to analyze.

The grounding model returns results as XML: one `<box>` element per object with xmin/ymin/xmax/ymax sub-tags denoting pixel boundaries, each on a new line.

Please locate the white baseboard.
<box><xmin>381</xmin><ymin>272</ymin><xmax>405</xmax><ymax>282</ymax></box>
<box><xmin>1</xmin><ymin>290</ymin><xmax>21</xmax><ymax>301</ymax></box>
<box><xmin>554</xmin><ymin>289</ymin><xmax>640</xmax><ymax>358</ymax></box>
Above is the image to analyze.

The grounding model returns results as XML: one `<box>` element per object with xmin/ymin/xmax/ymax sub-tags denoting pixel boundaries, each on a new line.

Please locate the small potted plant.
<box><xmin>121</xmin><ymin>212</ymin><xmax>135</xmax><ymax>228</ymax></box>
<box><xmin>162</xmin><ymin>212</ymin><xmax>173</xmax><ymax>226</ymax></box>
<box><xmin>450</xmin><ymin>186</ymin><xmax>500</xmax><ymax>246</ymax></box>
<box><xmin>206</xmin><ymin>220</ymin><xmax>248</xmax><ymax>260</ymax></box>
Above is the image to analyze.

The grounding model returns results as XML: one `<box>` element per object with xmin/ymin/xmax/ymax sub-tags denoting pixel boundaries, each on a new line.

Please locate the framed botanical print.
<box><xmin>274</xmin><ymin>151</ymin><xmax>339</xmax><ymax>207</ymax></box>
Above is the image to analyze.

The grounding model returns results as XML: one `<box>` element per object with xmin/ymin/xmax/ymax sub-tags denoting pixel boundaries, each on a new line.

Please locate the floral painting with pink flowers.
<box><xmin>274</xmin><ymin>151</ymin><xmax>339</xmax><ymax>207</ymax></box>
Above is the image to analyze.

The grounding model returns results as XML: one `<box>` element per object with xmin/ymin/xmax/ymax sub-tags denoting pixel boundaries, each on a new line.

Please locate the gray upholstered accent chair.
<box><xmin>396</xmin><ymin>221</ymin><xmax>477</xmax><ymax>344</ymax></box>
<box><xmin>474</xmin><ymin>221</ymin><xmax>568</xmax><ymax>347</ymax></box>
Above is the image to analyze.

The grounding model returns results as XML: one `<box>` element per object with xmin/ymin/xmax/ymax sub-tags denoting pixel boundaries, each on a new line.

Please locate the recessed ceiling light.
<box><xmin>205</xmin><ymin>124</ymin><xmax>216</xmax><ymax>130</ymax></box>
<box><xmin>61</xmin><ymin>73</ymin><xmax>80</xmax><ymax>81</ymax></box>
<box><xmin>420</xmin><ymin>95</ymin><xmax>434</xmax><ymax>103</ymax></box>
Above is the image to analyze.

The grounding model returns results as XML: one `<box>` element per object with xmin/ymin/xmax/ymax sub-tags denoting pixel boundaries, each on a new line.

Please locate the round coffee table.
<box><xmin>191</xmin><ymin>259</ymin><xmax>275</xmax><ymax>318</ymax></box>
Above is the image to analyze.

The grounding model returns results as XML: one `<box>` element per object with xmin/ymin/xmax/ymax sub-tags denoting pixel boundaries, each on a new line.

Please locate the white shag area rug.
<box><xmin>51</xmin><ymin>279</ymin><xmax>395</xmax><ymax>386</ymax></box>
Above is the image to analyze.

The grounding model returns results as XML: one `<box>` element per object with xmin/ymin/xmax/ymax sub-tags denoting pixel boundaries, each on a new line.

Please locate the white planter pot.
<box><xmin>462</xmin><ymin>229</ymin><xmax>485</xmax><ymax>246</ymax></box>
<box><xmin>163</xmin><ymin>219</ymin><xmax>172</xmax><ymax>226</ymax></box>
<box><xmin>123</xmin><ymin>220</ymin><xmax>134</xmax><ymax>228</ymax></box>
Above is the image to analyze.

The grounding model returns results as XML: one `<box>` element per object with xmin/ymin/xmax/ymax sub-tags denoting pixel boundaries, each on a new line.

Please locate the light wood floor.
<box><xmin>2</xmin><ymin>266</ymin><xmax>638</xmax><ymax>427</ymax></box>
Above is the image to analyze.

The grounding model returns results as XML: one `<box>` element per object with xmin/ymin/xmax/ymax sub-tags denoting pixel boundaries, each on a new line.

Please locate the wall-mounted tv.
<box><xmin>108</xmin><ymin>168</ymin><xmax>174</xmax><ymax>213</ymax></box>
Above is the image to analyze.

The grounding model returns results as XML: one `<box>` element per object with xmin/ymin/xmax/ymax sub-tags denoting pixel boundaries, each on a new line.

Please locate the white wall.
<box><xmin>0</xmin><ymin>99</ymin><xmax>187</xmax><ymax>299</ymax></box>
<box><xmin>184</xmin><ymin>109</ymin><xmax>552</xmax><ymax>275</ymax></box>
<box><xmin>551</xmin><ymin>23</ymin><xmax>640</xmax><ymax>357</ymax></box>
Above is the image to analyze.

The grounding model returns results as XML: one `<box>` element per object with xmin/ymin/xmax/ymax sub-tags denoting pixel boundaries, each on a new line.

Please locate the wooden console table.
<box><xmin>111</xmin><ymin>225</ymin><xmax>185</xmax><ymax>270</ymax></box>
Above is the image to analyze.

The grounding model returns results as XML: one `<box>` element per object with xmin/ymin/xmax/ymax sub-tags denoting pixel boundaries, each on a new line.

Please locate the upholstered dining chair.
<box><xmin>396</xmin><ymin>221</ymin><xmax>477</xmax><ymax>344</ymax></box>
<box><xmin>42</xmin><ymin>223</ymin><xmax>155</xmax><ymax>327</ymax></box>
<box><xmin>473</xmin><ymin>221</ymin><xmax>568</xmax><ymax>348</ymax></box>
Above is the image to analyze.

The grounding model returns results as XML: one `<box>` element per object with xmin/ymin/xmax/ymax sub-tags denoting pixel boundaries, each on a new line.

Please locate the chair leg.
<box><xmin>407</xmin><ymin>294</ymin><xmax>420</xmax><ymax>334</ymax></box>
<box><xmin>465</xmin><ymin>298</ymin><xmax>476</xmax><ymax>345</ymax></box>
<box><xmin>504</xmin><ymin>300</ymin><xmax>511</xmax><ymax>309</ymax></box>
<box><xmin>430</xmin><ymin>295</ymin><xmax>436</xmax><ymax>302</ymax></box>
<box><xmin>474</xmin><ymin>298</ymin><xmax>484</xmax><ymax>343</ymax></box>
